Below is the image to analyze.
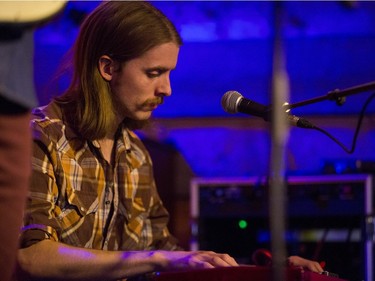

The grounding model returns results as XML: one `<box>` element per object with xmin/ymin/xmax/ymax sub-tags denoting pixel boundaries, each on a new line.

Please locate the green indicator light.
<box><xmin>238</xmin><ymin>219</ymin><xmax>248</xmax><ymax>229</ymax></box>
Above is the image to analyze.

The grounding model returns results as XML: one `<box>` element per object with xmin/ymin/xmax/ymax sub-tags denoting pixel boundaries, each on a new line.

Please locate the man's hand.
<box><xmin>288</xmin><ymin>255</ymin><xmax>324</xmax><ymax>273</ymax></box>
<box><xmin>153</xmin><ymin>250</ymin><xmax>239</xmax><ymax>271</ymax></box>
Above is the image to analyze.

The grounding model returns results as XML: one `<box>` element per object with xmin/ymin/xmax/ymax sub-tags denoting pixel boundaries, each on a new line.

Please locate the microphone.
<box><xmin>221</xmin><ymin>90</ymin><xmax>315</xmax><ymax>129</ymax></box>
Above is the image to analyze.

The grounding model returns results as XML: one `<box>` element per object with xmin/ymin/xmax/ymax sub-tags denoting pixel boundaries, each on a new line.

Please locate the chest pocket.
<box><xmin>55</xmin><ymin>165</ymin><xmax>100</xmax><ymax>245</ymax></box>
<box><xmin>57</xmin><ymin>155</ymin><xmax>100</xmax><ymax>226</ymax></box>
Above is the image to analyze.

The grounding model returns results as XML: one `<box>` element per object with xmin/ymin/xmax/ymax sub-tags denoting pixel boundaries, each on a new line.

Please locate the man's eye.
<box><xmin>146</xmin><ymin>70</ymin><xmax>161</xmax><ymax>78</ymax></box>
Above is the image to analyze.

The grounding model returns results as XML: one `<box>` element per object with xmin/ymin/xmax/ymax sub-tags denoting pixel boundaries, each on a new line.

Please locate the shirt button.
<box><xmin>105</xmin><ymin>200</ymin><xmax>111</xmax><ymax>205</ymax></box>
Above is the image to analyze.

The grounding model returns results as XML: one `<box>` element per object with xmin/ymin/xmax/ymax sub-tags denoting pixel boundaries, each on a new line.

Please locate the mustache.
<box><xmin>142</xmin><ymin>97</ymin><xmax>164</xmax><ymax>107</ymax></box>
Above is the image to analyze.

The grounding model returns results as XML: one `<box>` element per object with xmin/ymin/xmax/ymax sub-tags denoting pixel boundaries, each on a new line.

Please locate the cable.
<box><xmin>309</xmin><ymin>92</ymin><xmax>375</xmax><ymax>154</ymax></box>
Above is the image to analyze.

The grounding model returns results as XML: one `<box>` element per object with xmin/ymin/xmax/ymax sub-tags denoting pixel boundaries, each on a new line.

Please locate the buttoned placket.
<box><xmin>91</xmin><ymin>138</ymin><xmax>117</xmax><ymax>250</ymax></box>
<box><xmin>89</xmin><ymin>139</ymin><xmax>115</xmax><ymax>249</ymax></box>
<box><xmin>102</xmin><ymin>160</ymin><xmax>114</xmax><ymax>249</ymax></box>
<box><xmin>93</xmin><ymin>129</ymin><xmax>132</xmax><ymax>250</ymax></box>
<box><xmin>100</xmin><ymin>136</ymin><xmax>124</xmax><ymax>250</ymax></box>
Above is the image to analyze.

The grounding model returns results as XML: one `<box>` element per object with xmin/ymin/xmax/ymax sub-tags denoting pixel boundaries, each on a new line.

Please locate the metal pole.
<box><xmin>270</xmin><ymin>2</ymin><xmax>289</xmax><ymax>281</ymax></box>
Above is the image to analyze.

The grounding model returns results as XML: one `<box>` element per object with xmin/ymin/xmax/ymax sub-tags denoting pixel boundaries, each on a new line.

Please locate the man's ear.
<box><xmin>98</xmin><ymin>55</ymin><xmax>115</xmax><ymax>81</ymax></box>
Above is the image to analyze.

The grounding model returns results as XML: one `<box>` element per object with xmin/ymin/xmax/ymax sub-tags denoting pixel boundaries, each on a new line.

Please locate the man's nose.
<box><xmin>157</xmin><ymin>74</ymin><xmax>172</xmax><ymax>97</ymax></box>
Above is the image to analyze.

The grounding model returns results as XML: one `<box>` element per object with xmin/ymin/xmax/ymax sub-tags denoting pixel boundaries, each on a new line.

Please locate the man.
<box><xmin>16</xmin><ymin>2</ymin><xmax>322</xmax><ymax>280</ymax></box>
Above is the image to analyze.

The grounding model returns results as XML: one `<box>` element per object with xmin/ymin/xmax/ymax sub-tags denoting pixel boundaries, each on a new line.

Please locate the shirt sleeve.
<box><xmin>148</xmin><ymin>178</ymin><xmax>182</xmax><ymax>251</ymax></box>
<box><xmin>134</xmin><ymin>135</ymin><xmax>182</xmax><ymax>251</ymax></box>
<box><xmin>19</xmin><ymin>124</ymin><xmax>61</xmax><ymax>248</ymax></box>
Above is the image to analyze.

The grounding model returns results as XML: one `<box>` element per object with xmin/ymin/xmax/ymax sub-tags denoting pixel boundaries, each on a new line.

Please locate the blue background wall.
<box><xmin>34</xmin><ymin>1</ymin><xmax>375</xmax><ymax>178</ymax></box>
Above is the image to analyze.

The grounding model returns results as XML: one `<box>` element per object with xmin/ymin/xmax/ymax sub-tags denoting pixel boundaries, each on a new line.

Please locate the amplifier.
<box><xmin>190</xmin><ymin>174</ymin><xmax>374</xmax><ymax>281</ymax></box>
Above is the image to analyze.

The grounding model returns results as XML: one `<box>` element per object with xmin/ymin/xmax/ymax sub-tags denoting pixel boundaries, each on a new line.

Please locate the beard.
<box><xmin>122</xmin><ymin>117</ymin><xmax>151</xmax><ymax>130</ymax></box>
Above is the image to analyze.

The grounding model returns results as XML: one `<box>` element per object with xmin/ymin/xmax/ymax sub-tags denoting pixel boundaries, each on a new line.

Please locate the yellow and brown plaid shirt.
<box><xmin>20</xmin><ymin>101</ymin><xmax>179</xmax><ymax>251</ymax></box>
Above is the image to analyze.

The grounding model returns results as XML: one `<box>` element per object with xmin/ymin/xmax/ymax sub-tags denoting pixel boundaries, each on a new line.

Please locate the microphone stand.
<box><xmin>284</xmin><ymin>81</ymin><xmax>375</xmax><ymax>110</ymax></box>
<box><xmin>268</xmin><ymin>2</ymin><xmax>374</xmax><ymax>280</ymax></box>
<box><xmin>269</xmin><ymin>2</ymin><xmax>288</xmax><ymax>281</ymax></box>
<box><xmin>281</xmin><ymin>80</ymin><xmax>375</xmax><ymax>281</ymax></box>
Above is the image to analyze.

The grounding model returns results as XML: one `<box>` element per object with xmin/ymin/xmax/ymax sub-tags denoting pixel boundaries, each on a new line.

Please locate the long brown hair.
<box><xmin>56</xmin><ymin>1</ymin><xmax>182</xmax><ymax>140</ymax></box>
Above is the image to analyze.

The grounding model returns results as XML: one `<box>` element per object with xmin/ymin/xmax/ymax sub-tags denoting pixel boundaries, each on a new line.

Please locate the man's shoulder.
<box><xmin>31</xmin><ymin>102</ymin><xmax>63</xmax><ymax>130</ymax></box>
<box><xmin>32</xmin><ymin>100</ymin><xmax>62</xmax><ymax>118</ymax></box>
<box><xmin>31</xmin><ymin>101</ymin><xmax>78</xmax><ymax>145</ymax></box>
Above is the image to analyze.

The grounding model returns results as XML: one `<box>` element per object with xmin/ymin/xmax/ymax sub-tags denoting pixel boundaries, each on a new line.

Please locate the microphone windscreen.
<box><xmin>221</xmin><ymin>91</ymin><xmax>242</xmax><ymax>114</ymax></box>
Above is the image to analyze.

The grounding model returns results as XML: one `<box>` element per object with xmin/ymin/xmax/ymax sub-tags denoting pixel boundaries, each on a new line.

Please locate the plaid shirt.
<box><xmin>20</xmin><ymin>101</ymin><xmax>179</xmax><ymax>251</ymax></box>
